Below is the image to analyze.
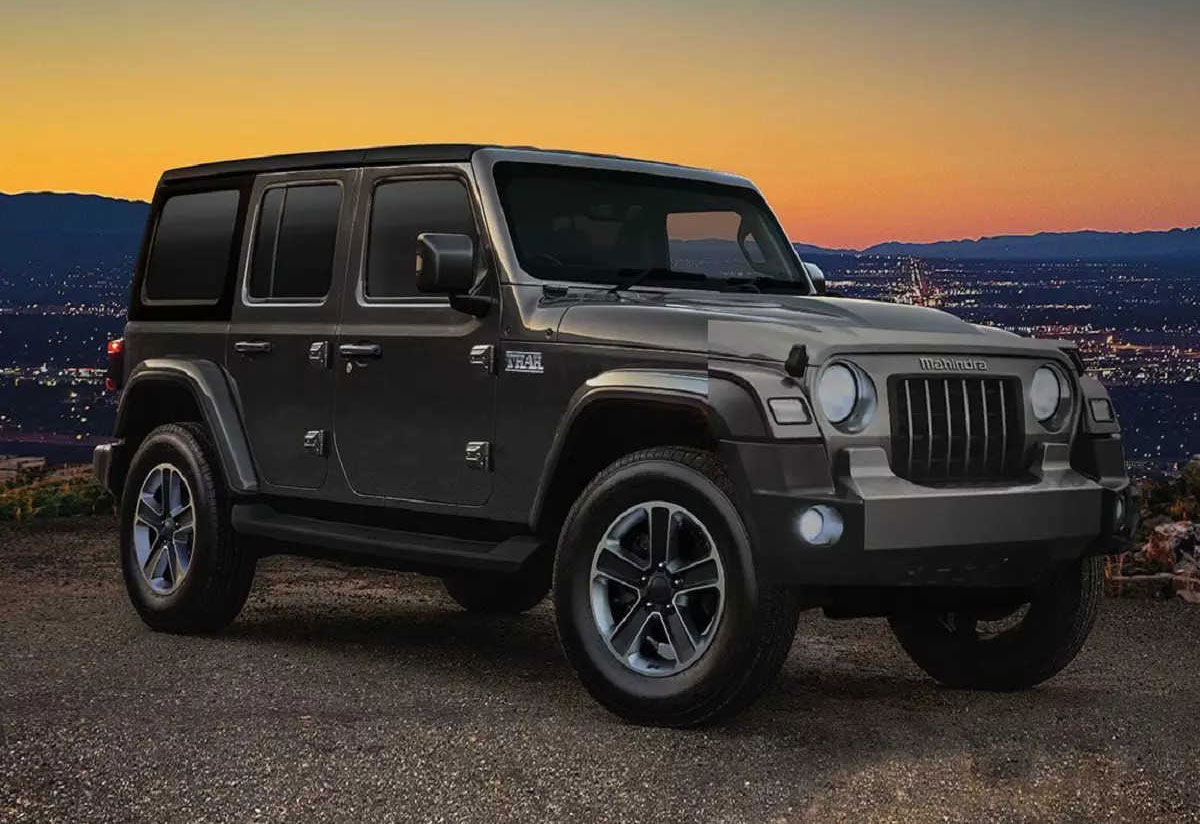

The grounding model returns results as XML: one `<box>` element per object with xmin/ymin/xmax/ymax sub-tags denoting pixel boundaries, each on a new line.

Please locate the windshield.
<box><xmin>494</xmin><ymin>162</ymin><xmax>810</xmax><ymax>293</ymax></box>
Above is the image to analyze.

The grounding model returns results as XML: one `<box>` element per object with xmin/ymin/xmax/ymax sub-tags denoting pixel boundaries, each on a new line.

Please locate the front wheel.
<box><xmin>889</xmin><ymin>554</ymin><xmax>1104</xmax><ymax>690</ymax></box>
<box><xmin>554</xmin><ymin>447</ymin><xmax>800</xmax><ymax>727</ymax></box>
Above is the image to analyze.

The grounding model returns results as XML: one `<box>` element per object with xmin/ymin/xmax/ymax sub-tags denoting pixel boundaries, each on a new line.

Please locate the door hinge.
<box><xmin>303</xmin><ymin>429</ymin><xmax>328</xmax><ymax>457</ymax></box>
<box><xmin>464</xmin><ymin>440</ymin><xmax>491</xmax><ymax>471</ymax></box>
<box><xmin>308</xmin><ymin>340</ymin><xmax>329</xmax><ymax>369</ymax></box>
<box><xmin>468</xmin><ymin>344</ymin><xmax>495</xmax><ymax>374</ymax></box>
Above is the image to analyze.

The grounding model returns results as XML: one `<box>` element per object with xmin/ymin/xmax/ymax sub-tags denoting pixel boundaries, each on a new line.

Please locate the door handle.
<box><xmin>338</xmin><ymin>342</ymin><xmax>383</xmax><ymax>359</ymax></box>
<box><xmin>233</xmin><ymin>340</ymin><xmax>273</xmax><ymax>355</ymax></box>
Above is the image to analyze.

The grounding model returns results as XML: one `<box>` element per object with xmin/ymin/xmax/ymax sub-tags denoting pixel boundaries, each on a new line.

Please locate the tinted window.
<box><xmin>667</xmin><ymin>210</ymin><xmax>767</xmax><ymax>277</ymax></box>
<box><xmin>144</xmin><ymin>190</ymin><xmax>240</xmax><ymax>302</ymax></box>
<box><xmin>366</xmin><ymin>179</ymin><xmax>476</xmax><ymax>299</ymax></box>
<box><xmin>249</xmin><ymin>183</ymin><xmax>341</xmax><ymax>300</ymax></box>
<box><xmin>495</xmin><ymin>162</ymin><xmax>808</xmax><ymax>292</ymax></box>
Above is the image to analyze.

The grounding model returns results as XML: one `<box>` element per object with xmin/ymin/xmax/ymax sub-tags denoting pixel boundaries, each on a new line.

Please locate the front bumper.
<box><xmin>726</xmin><ymin>440</ymin><xmax>1135</xmax><ymax>588</ymax></box>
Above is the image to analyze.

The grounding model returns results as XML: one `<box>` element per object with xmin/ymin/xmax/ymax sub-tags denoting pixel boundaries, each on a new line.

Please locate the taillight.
<box><xmin>105</xmin><ymin>338</ymin><xmax>124</xmax><ymax>392</ymax></box>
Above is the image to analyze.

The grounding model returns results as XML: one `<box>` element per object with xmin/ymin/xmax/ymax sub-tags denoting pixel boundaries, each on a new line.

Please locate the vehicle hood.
<box><xmin>554</xmin><ymin>290</ymin><xmax>1069</xmax><ymax>364</ymax></box>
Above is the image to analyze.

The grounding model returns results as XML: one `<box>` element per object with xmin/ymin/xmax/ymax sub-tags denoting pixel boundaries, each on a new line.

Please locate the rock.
<box><xmin>1177</xmin><ymin>588</ymin><xmax>1200</xmax><ymax>604</ymax></box>
<box><xmin>1140</xmin><ymin>522</ymin><xmax>1197</xmax><ymax>571</ymax></box>
<box><xmin>1106</xmin><ymin>521</ymin><xmax>1200</xmax><ymax>600</ymax></box>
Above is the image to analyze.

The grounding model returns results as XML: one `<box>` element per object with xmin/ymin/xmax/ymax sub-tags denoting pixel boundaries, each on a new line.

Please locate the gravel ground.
<box><xmin>2</xmin><ymin>516</ymin><xmax>1198</xmax><ymax>823</ymax></box>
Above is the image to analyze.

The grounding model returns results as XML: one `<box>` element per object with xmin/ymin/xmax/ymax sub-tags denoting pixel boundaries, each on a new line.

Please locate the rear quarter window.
<box><xmin>247</xmin><ymin>183</ymin><xmax>342</xmax><ymax>301</ymax></box>
<box><xmin>143</xmin><ymin>189</ymin><xmax>241</xmax><ymax>303</ymax></box>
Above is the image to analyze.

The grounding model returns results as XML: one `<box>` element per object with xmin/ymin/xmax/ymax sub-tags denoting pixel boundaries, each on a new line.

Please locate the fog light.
<box><xmin>797</xmin><ymin>505</ymin><xmax>843</xmax><ymax>547</ymax></box>
<box><xmin>1113</xmin><ymin>496</ymin><xmax>1125</xmax><ymax>529</ymax></box>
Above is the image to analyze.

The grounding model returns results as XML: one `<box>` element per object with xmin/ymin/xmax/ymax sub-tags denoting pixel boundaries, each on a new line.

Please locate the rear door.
<box><xmin>226</xmin><ymin>169</ymin><xmax>357</xmax><ymax>491</ymax></box>
<box><xmin>332</xmin><ymin>167</ymin><xmax>498</xmax><ymax>505</ymax></box>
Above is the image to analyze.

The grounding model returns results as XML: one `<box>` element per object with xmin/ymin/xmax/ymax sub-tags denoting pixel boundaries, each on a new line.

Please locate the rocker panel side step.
<box><xmin>231</xmin><ymin>503</ymin><xmax>542</xmax><ymax>575</ymax></box>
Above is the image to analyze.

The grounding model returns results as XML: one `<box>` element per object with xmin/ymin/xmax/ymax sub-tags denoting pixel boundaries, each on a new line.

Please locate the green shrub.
<box><xmin>0</xmin><ymin>470</ymin><xmax>113</xmax><ymax>522</ymax></box>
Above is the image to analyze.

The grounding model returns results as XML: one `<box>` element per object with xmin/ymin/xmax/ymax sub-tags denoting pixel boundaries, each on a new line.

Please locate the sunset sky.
<box><xmin>2</xmin><ymin>0</ymin><xmax>1197</xmax><ymax>248</ymax></box>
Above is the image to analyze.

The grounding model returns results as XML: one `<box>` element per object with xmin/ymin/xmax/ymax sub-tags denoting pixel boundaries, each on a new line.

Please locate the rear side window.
<box><xmin>144</xmin><ymin>190</ymin><xmax>241</xmax><ymax>303</ymax></box>
<box><xmin>248</xmin><ymin>183</ymin><xmax>342</xmax><ymax>301</ymax></box>
<box><xmin>365</xmin><ymin>179</ymin><xmax>476</xmax><ymax>299</ymax></box>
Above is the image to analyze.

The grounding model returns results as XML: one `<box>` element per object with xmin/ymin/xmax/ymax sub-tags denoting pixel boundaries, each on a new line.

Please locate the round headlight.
<box><xmin>818</xmin><ymin>363</ymin><xmax>858</xmax><ymax>424</ymax></box>
<box><xmin>1030</xmin><ymin>366</ymin><xmax>1063</xmax><ymax>421</ymax></box>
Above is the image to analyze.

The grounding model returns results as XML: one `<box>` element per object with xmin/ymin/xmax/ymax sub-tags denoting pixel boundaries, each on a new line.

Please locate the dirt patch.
<box><xmin>2</xmin><ymin>517</ymin><xmax>1198</xmax><ymax>822</ymax></box>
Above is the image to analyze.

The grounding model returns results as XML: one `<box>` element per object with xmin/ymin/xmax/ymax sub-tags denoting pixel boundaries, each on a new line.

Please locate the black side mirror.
<box><xmin>802</xmin><ymin>261</ymin><xmax>827</xmax><ymax>295</ymax></box>
<box><xmin>416</xmin><ymin>233</ymin><xmax>475</xmax><ymax>295</ymax></box>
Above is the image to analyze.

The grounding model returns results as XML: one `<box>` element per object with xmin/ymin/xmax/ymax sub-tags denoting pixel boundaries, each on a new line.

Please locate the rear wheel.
<box><xmin>889</xmin><ymin>554</ymin><xmax>1103</xmax><ymax>690</ymax></box>
<box><xmin>119</xmin><ymin>423</ymin><xmax>256</xmax><ymax>633</ymax></box>
<box><xmin>554</xmin><ymin>447</ymin><xmax>800</xmax><ymax>727</ymax></box>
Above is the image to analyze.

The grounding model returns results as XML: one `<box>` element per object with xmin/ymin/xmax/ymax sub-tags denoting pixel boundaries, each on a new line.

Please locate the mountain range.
<box><xmin>0</xmin><ymin>192</ymin><xmax>148</xmax><ymax>273</ymax></box>
<box><xmin>0</xmin><ymin>192</ymin><xmax>1197</xmax><ymax>292</ymax></box>
<box><xmin>857</xmin><ymin>228</ymin><xmax>1200</xmax><ymax>260</ymax></box>
<box><xmin>796</xmin><ymin>229</ymin><xmax>1200</xmax><ymax>260</ymax></box>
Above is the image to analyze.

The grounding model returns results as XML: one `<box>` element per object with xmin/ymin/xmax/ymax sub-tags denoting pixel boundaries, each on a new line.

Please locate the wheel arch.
<box><xmin>529</xmin><ymin>369</ymin><xmax>766</xmax><ymax>538</ymax></box>
<box><xmin>113</xmin><ymin>359</ymin><xmax>259</xmax><ymax>496</ymax></box>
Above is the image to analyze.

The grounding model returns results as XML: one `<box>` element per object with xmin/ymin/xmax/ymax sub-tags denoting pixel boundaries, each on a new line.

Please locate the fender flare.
<box><xmin>116</xmin><ymin>358</ymin><xmax>259</xmax><ymax>493</ymax></box>
<box><xmin>528</xmin><ymin>368</ymin><xmax>767</xmax><ymax>529</ymax></box>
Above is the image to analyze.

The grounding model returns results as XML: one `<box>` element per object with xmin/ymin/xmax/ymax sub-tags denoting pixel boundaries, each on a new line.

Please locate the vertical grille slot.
<box><xmin>891</xmin><ymin>376</ymin><xmax>1023</xmax><ymax>482</ymax></box>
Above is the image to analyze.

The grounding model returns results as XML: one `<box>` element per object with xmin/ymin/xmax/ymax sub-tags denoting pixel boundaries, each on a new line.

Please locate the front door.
<box><xmin>226</xmin><ymin>169</ymin><xmax>355</xmax><ymax>491</ymax></box>
<box><xmin>333</xmin><ymin>168</ymin><xmax>497</xmax><ymax>505</ymax></box>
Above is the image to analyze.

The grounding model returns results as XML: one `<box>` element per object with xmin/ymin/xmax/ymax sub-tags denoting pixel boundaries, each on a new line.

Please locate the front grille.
<box><xmin>890</xmin><ymin>376</ymin><xmax>1024</xmax><ymax>483</ymax></box>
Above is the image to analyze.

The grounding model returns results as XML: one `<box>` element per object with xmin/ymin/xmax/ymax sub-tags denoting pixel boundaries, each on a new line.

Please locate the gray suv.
<box><xmin>95</xmin><ymin>145</ymin><xmax>1136</xmax><ymax>726</ymax></box>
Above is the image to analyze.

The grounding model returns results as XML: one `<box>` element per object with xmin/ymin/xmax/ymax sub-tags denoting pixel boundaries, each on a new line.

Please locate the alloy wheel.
<box><xmin>132</xmin><ymin>463</ymin><xmax>196</xmax><ymax>596</ymax></box>
<box><xmin>589</xmin><ymin>501</ymin><xmax>725</xmax><ymax>676</ymax></box>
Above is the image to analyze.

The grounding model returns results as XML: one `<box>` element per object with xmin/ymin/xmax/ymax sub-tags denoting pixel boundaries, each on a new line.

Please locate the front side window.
<box><xmin>365</xmin><ymin>178</ymin><xmax>477</xmax><ymax>299</ymax></box>
<box><xmin>494</xmin><ymin>162</ymin><xmax>808</xmax><ymax>293</ymax></box>
<box><xmin>248</xmin><ymin>183</ymin><xmax>342</xmax><ymax>301</ymax></box>
<box><xmin>144</xmin><ymin>189</ymin><xmax>241</xmax><ymax>302</ymax></box>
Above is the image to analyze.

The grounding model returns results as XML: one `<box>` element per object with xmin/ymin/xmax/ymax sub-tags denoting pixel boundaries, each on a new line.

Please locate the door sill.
<box><xmin>231</xmin><ymin>503</ymin><xmax>542</xmax><ymax>575</ymax></box>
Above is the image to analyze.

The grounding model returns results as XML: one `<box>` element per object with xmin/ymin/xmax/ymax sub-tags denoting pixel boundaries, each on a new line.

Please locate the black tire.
<box><xmin>889</xmin><ymin>554</ymin><xmax>1103</xmax><ymax>690</ymax></box>
<box><xmin>442</xmin><ymin>554</ymin><xmax>552</xmax><ymax>614</ymax></box>
<box><xmin>554</xmin><ymin>446</ymin><xmax>800</xmax><ymax>727</ymax></box>
<box><xmin>119</xmin><ymin>423</ymin><xmax>256</xmax><ymax>633</ymax></box>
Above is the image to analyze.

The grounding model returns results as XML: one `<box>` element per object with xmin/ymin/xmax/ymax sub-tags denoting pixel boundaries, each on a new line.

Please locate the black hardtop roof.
<box><xmin>159</xmin><ymin>144</ymin><xmax>712</xmax><ymax>184</ymax></box>
<box><xmin>160</xmin><ymin>144</ymin><xmax>486</xmax><ymax>182</ymax></box>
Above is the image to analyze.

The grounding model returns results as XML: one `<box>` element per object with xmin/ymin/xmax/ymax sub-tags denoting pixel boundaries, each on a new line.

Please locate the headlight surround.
<box><xmin>1030</xmin><ymin>365</ymin><xmax>1065</xmax><ymax>422</ymax></box>
<box><xmin>816</xmin><ymin>361</ymin><xmax>877</xmax><ymax>432</ymax></box>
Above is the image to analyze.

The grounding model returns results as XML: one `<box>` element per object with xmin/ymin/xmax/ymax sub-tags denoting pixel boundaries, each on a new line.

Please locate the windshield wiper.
<box><xmin>720</xmin><ymin>275</ymin><xmax>810</xmax><ymax>294</ymax></box>
<box><xmin>607</xmin><ymin>267</ymin><xmax>707</xmax><ymax>294</ymax></box>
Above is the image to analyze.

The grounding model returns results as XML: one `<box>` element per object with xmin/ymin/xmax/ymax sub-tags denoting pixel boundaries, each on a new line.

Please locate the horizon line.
<box><xmin>2</xmin><ymin>188</ymin><xmax>1197</xmax><ymax>253</ymax></box>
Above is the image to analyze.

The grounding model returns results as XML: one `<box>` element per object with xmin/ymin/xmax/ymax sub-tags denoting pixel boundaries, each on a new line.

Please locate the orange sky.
<box><xmin>1</xmin><ymin>0</ymin><xmax>1197</xmax><ymax>248</ymax></box>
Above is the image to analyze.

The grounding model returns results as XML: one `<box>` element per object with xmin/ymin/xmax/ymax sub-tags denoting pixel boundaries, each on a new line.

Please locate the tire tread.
<box><xmin>121</xmin><ymin>422</ymin><xmax>255</xmax><ymax>633</ymax></box>
<box><xmin>889</xmin><ymin>555</ymin><xmax>1103</xmax><ymax>690</ymax></box>
<box><xmin>555</xmin><ymin>446</ymin><xmax>799</xmax><ymax>727</ymax></box>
